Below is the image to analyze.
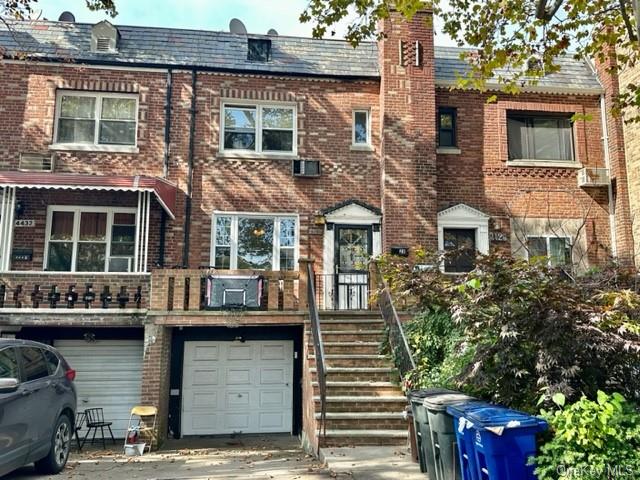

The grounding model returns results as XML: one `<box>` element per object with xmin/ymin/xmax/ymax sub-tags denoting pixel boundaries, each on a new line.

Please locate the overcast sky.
<box><xmin>35</xmin><ymin>0</ymin><xmax>455</xmax><ymax>45</ymax></box>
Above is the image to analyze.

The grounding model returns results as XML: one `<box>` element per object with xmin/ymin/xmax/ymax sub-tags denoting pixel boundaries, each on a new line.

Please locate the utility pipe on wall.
<box><xmin>182</xmin><ymin>70</ymin><xmax>197</xmax><ymax>268</ymax></box>
<box><xmin>600</xmin><ymin>93</ymin><xmax>618</xmax><ymax>259</ymax></box>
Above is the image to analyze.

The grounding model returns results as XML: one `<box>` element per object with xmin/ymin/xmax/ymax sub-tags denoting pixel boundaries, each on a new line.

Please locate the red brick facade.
<box><xmin>0</xmin><ymin>8</ymin><xmax>635</xmax><ymax>447</ymax></box>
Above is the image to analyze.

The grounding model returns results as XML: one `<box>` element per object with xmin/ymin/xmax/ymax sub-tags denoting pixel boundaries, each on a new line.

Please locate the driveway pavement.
<box><xmin>5</xmin><ymin>435</ymin><xmax>339</xmax><ymax>480</ymax></box>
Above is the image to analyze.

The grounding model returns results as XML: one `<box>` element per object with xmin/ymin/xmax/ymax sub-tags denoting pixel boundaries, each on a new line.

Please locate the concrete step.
<box><xmin>309</xmin><ymin>354</ymin><xmax>390</xmax><ymax>368</ymax></box>
<box><xmin>310</xmin><ymin>366</ymin><xmax>399</xmax><ymax>383</ymax></box>
<box><xmin>314</xmin><ymin>395</ymin><xmax>408</xmax><ymax>413</ymax></box>
<box><xmin>312</xmin><ymin>381</ymin><xmax>402</xmax><ymax>397</ymax></box>
<box><xmin>321</xmin><ymin>342</ymin><xmax>381</xmax><ymax>355</ymax></box>
<box><xmin>318</xmin><ymin>429</ymin><xmax>408</xmax><ymax>447</ymax></box>
<box><xmin>318</xmin><ymin>319</ymin><xmax>385</xmax><ymax>331</ymax></box>
<box><xmin>319</xmin><ymin>330</ymin><xmax>385</xmax><ymax>342</ymax></box>
<box><xmin>315</xmin><ymin>412</ymin><xmax>407</xmax><ymax>430</ymax></box>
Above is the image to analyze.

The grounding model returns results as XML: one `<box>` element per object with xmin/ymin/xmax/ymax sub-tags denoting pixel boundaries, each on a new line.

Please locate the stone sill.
<box><xmin>507</xmin><ymin>160</ymin><xmax>583</xmax><ymax>169</ymax></box>
<box><xmin>350</xmin><ymin>144</ymin><xmax>374</xmax><ymax>152</ymax></box>
<box><xmin>437</xmin><ymin>147</ymin><xmax>462</xmax><ymax>155</ymax></box>
<box><xmin>216</xmin><ymin>151</ymin><xmax>298</xmax><ymax>161</ymax></box>
<box><xmin>49</xmin><ymin>144</ymin><xmax>139</xmax><ymax>154</ymax></box>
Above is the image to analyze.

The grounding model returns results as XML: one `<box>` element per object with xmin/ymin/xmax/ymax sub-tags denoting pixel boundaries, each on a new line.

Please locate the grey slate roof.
<box><xmin>434</xmin><ymin>46</ymin><xmax>603</xmax><ymax>94</ymax></box>
<box><xmin>0</xmin><ymin>20</ymin><xmax>603</xmax><ymax>92</ymax></box>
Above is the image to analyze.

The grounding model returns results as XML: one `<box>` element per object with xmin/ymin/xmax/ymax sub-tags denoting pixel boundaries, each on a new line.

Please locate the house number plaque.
<box><xmin>14</xmin><ymin>219</ymin><xmax>35</xmax><ymax>227</ymax></box>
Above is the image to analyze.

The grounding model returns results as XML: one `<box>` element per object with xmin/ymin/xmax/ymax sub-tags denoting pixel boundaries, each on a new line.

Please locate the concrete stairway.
<box><xmin>308</xmin><ymin>311</ymin><xmax>408</xmax><ymax>447</ymax></box>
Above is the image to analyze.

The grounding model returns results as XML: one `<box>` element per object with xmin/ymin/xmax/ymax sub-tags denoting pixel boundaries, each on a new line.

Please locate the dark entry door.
<box><xmin>334</xmin><ymin>225</ymin><xmax>372</xmax><ymax>309</ymax></box>
<box><xmin>443</xmin><ymin>228</ymin><xmax>476</xmax><ymax>273</ymax></box>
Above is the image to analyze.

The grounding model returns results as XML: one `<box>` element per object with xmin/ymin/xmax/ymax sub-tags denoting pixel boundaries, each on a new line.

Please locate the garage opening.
<box><xmin>169</xmin><ymin>326</ymin><xmax>302</xmax><ymax>439</ymax></box>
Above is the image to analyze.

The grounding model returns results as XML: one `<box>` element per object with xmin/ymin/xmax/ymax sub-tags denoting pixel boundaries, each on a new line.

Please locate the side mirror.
<box><xmin>0</xmin><ymin>378</ymin><xmax>19</xmax><ymax>393</ymax></box>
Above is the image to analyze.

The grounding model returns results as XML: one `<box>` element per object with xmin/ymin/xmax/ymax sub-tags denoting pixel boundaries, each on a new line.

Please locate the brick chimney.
<box><xmin>379</xmin><ymin>6</ymin><xmax>437</xmax><ymax>254</ymax></box>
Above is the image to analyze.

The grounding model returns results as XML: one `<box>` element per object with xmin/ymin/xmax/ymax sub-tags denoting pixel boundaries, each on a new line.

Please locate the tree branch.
<box><xmin>619</xmin><ymin>0</ymin><xmax>638</xmax><ymax>42</ymax></box>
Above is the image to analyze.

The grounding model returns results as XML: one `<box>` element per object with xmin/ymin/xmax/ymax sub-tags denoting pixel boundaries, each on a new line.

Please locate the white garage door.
<box><xmin>55</xmin><ymin>340</ymin><xmax>144</xmax><ymax>438</ymax></box>
<box><xmin>182</xmin><ymin>340</ymin><xmax>293</xmax><ymax>435</ymax></box>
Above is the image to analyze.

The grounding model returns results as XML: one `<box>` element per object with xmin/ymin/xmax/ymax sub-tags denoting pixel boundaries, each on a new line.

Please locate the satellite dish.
<box><xmin>58</xmin><ymin>11</ymin><xmax>76</xmax><ymax>22</ymax></box>
<box><xmin>229</xmin><ymin>18</ymin><xmax>247</xmax><ymax>35</ymax></box>
<box><xmin>267</xmin><ymin>28</ymin><xmax>279</xmax><ymax>36</ymax></box>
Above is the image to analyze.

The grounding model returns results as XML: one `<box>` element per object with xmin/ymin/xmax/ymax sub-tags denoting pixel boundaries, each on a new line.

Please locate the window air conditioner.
<box><xmin>292</xmin><ymin>159</ymin><xmax>321</xmax><ymax>177</ymax></box>
<box><xmin>577</xmin><ymin>167</ymin><xmax>610</xmax><ymax>188</ymax></box>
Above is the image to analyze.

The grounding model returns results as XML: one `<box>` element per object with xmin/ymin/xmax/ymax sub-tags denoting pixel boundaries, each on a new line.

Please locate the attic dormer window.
<box><xmin>247</xmin><ymin>38</ymin><xmax>271</xmax><ymax>62</ymax></box>
<box><xmin>91</xmin><ymin>20</ymin><xmax>120</xmax><ymax>54</ymax></box>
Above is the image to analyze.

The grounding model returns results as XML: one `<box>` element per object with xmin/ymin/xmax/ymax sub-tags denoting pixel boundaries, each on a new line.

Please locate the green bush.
<box><xmin>535</xmin><ymin>391</ymin><xmax>640</xmax><ymax>480</ymax></box>
<box><xmin>403</xmin><ymin>309</ymin><xmax>474</xmax><ymax>391</ymax></box>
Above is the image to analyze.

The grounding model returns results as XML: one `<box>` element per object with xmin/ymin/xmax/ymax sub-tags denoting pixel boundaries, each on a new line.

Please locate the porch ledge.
<box><xmin>0</xmin><ymin>308</ymin><xmax>147</xmax><ymax>315</ymax></box>
<box><xmin>149</xmin><ymin>310</ymin><xmax>308</xmax><ymax>326</ymax></box>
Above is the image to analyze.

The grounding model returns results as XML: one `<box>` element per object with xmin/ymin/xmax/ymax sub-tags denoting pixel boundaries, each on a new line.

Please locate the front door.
<box><xmin>334</xmin><ymin>225</ymin><xmax>372</xmax><ymax>309</ymax></box>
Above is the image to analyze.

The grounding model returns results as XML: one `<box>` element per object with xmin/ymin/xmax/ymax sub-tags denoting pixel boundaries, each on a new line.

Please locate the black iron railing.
<box><xmin>307</xmin><ymin>263</ymin><xmax>327</xmax><ymax>443</ymax></box>
<box><xmin>315</xmin><ymin>273</ymin><xmax>370</xmax><ymax>310</ymax></box>
<box><xmin>371</xmin><ymin>263</ymin><xmax>416</xmax><ymax>379</ymax></box>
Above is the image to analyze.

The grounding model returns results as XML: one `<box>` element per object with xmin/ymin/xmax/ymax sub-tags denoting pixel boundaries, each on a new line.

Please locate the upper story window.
<box><xmin>222</xmin><ymin>102</ymin><xmax>296</xmax><ymax>155</ymax></box>
<box><xmin>527</xmin><ymin>236</ymin><xmax>571</xmax><ymax>266</ymax></box>
<box><xmin>352</xmin><ymin>109</ymin><xmax>371</xmax><ymax>146</ymax></box>
<box><xmin>45</xmin><ymin>206</ymin><xmax>137</xmax><ymax>273</ymax></box>
<box><xmin>54</xmin><ymin>91</ymin><xmax>138</xmax><ymax>148</ymax></box>
<box><xmin>438</xmin><ymin>107</ymin><xmax>457</xmax><ymax>148</ymax></box>
<box><xmin>507</xmin><ymin>113</ymin><xmax>574</xmax><ymax>162</ymax></box>
<box><xmin>247</xmin><ymin>39</ymin><xmax>272</xmax><ymax>62</ymax></box>
<box><xmin>212</xmin><ymin>213</ymin><xmax>297</xmax><ymax>271</ymax></box>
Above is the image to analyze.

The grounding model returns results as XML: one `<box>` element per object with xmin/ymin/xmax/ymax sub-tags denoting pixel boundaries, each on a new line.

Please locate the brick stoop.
<box><xmin>306</xmin><ymin>312</ymin><xmax>408</xmax><ymax>447</ymax></box>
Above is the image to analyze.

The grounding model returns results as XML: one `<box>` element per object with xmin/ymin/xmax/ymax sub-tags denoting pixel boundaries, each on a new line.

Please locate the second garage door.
<box><xmin>181</xmin><ymin>340</ymin><xmax>293</xmax><ymax>435</ymax></box>
<box><xmin>55</xmin><ymin>339</ymin><xmax>143</xmax><ymax>438</ymax></box>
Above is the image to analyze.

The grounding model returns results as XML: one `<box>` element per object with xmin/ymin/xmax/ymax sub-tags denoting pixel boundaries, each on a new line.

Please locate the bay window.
<box><xmin>222</xmin><ymin>102</ymin><xmax>296</xmax><ymax>154</ymax></box>
<box><xmin>54</xmin><ymin>91</ymin><xmax>138</xmax><ymax>147</ymax></box>
<box><xmin>212</xmin><ymin>214</ymin><xmax>298</xmax><ymax>270</ymax></box>
<box><xmin>45</xmin><ymin>207</ymin><xmax>137</xmax><ymax>272</ymax></box>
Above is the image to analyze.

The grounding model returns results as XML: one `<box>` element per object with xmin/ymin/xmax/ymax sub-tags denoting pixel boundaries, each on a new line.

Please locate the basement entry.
<box><xmin>181</xmin><ymin>340</ymin><xmax>293</xmax><ymax>435</ymax></box>
<box><xmin>54</xmin><ymin>339</ymin><xmax>143</xmax><ymax>438</ymax></box>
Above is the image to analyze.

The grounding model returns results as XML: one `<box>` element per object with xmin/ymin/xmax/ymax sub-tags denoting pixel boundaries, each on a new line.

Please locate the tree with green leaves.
<box><xmin>1</xmin><ymin>0</ymin><xmax>117</xmax><ymax>20</ymax></box>
<box><xmin>300</xmin><ymin>0</ymin><xmax>640</xmax><ymax>115</ymax></box>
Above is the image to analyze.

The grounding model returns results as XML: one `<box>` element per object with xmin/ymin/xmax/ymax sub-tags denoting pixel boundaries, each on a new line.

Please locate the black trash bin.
<box><xmin>423</xmin><ymin>392</ymin><xmax>475</xmax><ymax>480</ymax></box>
<box><xmin>409</xmin><ymin>389</ymin><xmax>456</xmax><ymax>475</ymax></box>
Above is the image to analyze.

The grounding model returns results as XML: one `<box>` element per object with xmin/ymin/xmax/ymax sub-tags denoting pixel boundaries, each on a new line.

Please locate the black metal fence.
<box><xmin>314</xmin><ymin>273</ymin><xmax>369</xmax><ymax>310</ymax></box>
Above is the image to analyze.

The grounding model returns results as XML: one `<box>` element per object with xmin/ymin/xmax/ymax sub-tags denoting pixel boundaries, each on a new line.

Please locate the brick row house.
<box><xmin>0</xmin><ymin>8</ymin><xmax>633</xmax><ymax>450</ymax></box>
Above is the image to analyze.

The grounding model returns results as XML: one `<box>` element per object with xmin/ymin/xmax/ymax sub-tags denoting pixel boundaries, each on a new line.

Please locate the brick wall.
<box><xmin>379</xmin><ymin>9</ymin><xmax>438</xmax><ymax>250</ymax></box>
<box><xmin>436</xmin><ymin>89</ymin><xmax>614</xmax><ymax>264</ymax></box>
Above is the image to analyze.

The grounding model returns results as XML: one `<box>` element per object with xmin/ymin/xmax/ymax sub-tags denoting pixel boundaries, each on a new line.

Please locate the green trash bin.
<box><xmin>423</xmin><ymin>392</ymin><xmax>475</xmax><ymax>480</ymax></box>
<box><xmin>409</xmin><ymin>389</ymin><xmax>456</xmax><ymax>476</ymax></box>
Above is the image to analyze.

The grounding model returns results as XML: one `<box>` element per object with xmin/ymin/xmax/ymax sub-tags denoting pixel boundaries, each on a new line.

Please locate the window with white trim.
<box><xmin>212</xmin><ymin>214</ymin><xmax>297</xmax><ymax>270</ymax></box>
<box><xmin>54</xmin><ymin>91</ymin><xmax>138</xmax><ymax>147</ymax></box>
<box><xmin>45</xmin><ymin>206</ymin><xmax>137</xmax><ymax>272</ymax></box>
<box><xmin>352</xmin><ymin>109</ymin><xmax>370</xmax><ymax>146</ymax></box>
<box><xmin>221</xmin><ymin>103</ymin><xmax>296</xmax><ymax>154</ymax></box>
<box><xmin>527</xmin><ymin>236</ymin><xmax>571</xmax><ymax>266</ymax></box>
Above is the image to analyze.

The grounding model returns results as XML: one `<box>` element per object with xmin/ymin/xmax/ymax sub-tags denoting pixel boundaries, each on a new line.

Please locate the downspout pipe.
<box><xmin>600</xmin><ymin>93</ymin><xmax>618</xmax><ymax>259</ymax></box>
<box><xmin>163</xmin><ymin>69</ymin><xmax>173</xmax><ymax>178</ymax></box>
<box><xmin>182</xmin><ymin>70</ymin><xmax>197</xmax><ymax>268</ymax></box>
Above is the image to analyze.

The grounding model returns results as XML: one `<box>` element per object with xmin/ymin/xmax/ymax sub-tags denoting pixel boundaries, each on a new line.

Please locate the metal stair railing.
<box><xmin>307</xmin><ymin>262</ymin><xmax>327</xmax><ymax>443</ymax></box>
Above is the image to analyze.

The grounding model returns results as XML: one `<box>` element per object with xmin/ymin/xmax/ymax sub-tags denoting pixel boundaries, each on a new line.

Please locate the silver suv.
<box><xmin>0</xmin><ymin>339</ymin><xmax>77</xmax><ymax>476</ymax></box>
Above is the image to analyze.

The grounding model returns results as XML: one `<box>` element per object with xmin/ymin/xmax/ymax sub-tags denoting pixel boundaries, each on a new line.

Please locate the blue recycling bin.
<box><xmin>449</xmin><ymin>405</ymin><xmax>548</xmax><ymax>480</ymax></box>
<box><xmin>447</xmin><ymin>402</ymin><xmax>494</xmax><ymax>480</ymax></box>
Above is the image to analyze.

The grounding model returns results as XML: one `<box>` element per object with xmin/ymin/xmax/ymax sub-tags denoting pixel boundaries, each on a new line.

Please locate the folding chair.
<box><xmin>82</xmin><ymin>408</ymin><xmax>116</xmax><ymax>449</ymax></box>
<box><xmin>124</xmin><ymin>405</ymin><xmax>158</xmax><ymax>453</ymax></box>
<box><xmin>74</xmin><ymin>411</ymin><xmax>87</xmax><ymax>451</ymax></box>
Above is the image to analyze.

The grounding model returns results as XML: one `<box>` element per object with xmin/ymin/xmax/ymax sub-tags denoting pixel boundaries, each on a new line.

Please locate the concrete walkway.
<box><xmin>6</xmin><ymin>435</ymin><xmax>333</xmax><ymax>480</ymax></box>
<box><xmin>320</xmin><ymin>446</ymin><xmax>426</xmax><ymax>480</ymax></box>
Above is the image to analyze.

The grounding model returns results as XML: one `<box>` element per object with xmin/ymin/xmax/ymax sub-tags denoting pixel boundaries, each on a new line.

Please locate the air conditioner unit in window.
<box><xmin>205</xmin><ymin>275</ymin><xmax>263</xmax><ymax>310</ymax></box>
<box><xmin>292</xmin><ymin>159</ymin><xmax>321</xmax><ymax>177</ymax></box>
<box><xmin>108</xmin><ymin>257</ymin><xmax>133</xmax><ymax>272</ymax></box>
<box><xmin>577</xmin><ymin>167</ymin><xmax>610</xmax><ymax>188</ymax></box>
<box><xmin>19</xmin><ymin>153</ymin><xmax>54</xmax><ymax>172</ymax></box>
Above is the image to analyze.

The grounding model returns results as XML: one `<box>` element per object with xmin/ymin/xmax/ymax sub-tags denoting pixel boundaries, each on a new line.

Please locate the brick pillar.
<box><xmin>140</xmin><ymin>323</ymin><xmax>172</xmax><ymax>446</ymax></box>
<box><xmin>379</xmin><ymin>7</ymin><xmax>437</xmax><ymax>252</ymax></box>
<box><xmin>597</xmin><ymin>48</ymin><xmax>636</xmax><ymax>267</ymax></box>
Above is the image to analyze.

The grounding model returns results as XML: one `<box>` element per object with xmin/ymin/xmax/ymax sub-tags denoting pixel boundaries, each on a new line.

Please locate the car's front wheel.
<box><xmin>34</xmin><ymin>414</ymin><xmax>72</xmax><ymax>474</ymax></box>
